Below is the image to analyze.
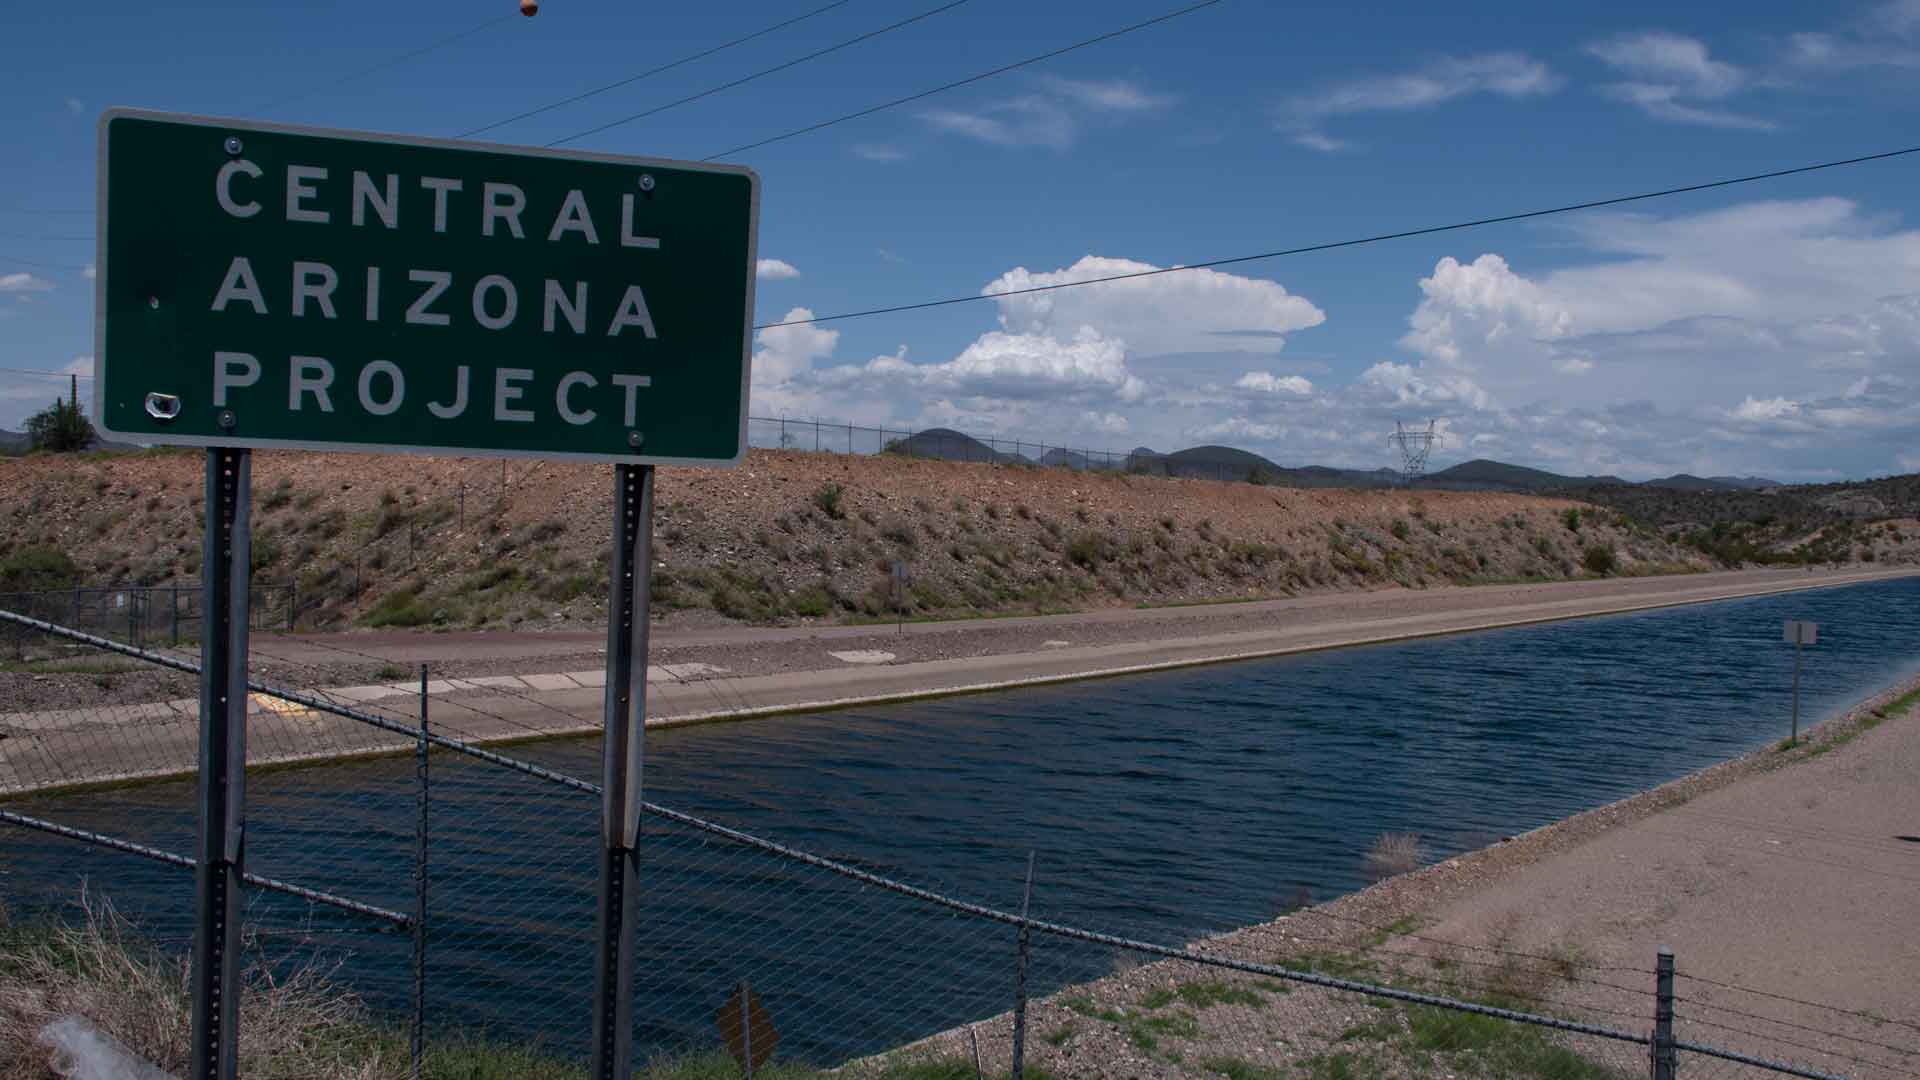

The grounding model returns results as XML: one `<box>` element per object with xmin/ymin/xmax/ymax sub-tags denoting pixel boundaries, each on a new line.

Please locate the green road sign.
<box><xmin>94</xmin><ymin>109</ymin><xmax>759</xmax><ymax>464</ymax></box>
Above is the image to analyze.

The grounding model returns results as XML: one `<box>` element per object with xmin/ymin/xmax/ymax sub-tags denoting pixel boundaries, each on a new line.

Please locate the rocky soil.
<box><xmin>0</xmin><ymin>448</ymin><xmax>1733</xmax><ymax>635</ymax></box>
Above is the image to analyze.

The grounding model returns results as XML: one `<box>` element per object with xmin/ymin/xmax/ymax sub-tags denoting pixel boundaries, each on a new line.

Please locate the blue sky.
<box><xmin>6</xmin><ymin>0</ymin><xmax>1920</xmax><ymax>480</ymax></box>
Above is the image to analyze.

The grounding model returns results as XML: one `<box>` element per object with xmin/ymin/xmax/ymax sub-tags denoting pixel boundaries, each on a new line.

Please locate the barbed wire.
<box><xmin>1291</xmin><ymin>908</ymin><xmax>1654</xmax><ymax>980</ymax></box>
<box><xmin>1674</xmin><ymin>994</ymin><xmax>1920</xmax><ymax>1060</ymax></box>
<box><xmin>1676</xmin><ymin>972</ymin><xmax>1920</xmax><ymax>1038</ymax></box>
<box><xmin>1677</xmin><ymin>1012</ymin><xmax>1912</xmax><ymax>1074</ymax></box>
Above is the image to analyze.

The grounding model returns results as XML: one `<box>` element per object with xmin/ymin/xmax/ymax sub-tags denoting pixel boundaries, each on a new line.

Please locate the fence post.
<box><xmin>171</xmin><ymin>585</ymin><xmax>181</xmax><ymax>647</ymax></box>
<box><xmin>1012</xmin><ymin>851</ymin><xmax>1034</xmax><ymax>1080</ymax></box>
<box><xmin>286</xmin><ymin>584</ymin><xmax>296</xmax><ymax>634</ymax></box>
<box><xmin>412</xmin><ymin>663</ymin><xmax>430</xmax><ymax>1080</ymax></box>
<box><xmin>1651</xmin><ymin>946</ymin><xmax>1676</xmax><ymax>1080</ymax></box>
<box><xmin>740</xmin><ymin>979</ymin><xmax>754</xmax><ymax>1080</ymax></box>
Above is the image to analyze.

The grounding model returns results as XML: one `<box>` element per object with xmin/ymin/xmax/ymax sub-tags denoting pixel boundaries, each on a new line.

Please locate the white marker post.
<box><xmin>1783</xmin><ymin>620</ymin><xmax>1819</xmax><ymax>744</ymax></box>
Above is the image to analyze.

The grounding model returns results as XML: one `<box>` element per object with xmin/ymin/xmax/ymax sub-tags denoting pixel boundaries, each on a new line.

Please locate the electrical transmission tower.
<box><xmin>1389</xmin><ymin>420</ymin><xmax>1438</xmax><ymax>482</ymax></box>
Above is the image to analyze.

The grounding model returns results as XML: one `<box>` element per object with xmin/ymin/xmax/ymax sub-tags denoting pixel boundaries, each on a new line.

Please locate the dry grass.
<box><xmin>1363</xmin><ymin>832</ymin><xmax>1426</xmax><ymax>880</ymax></box>
<box><xmin>0</xmin><ymin>890</ymin><xmax>401</xmax><ymax>1080</ymax></box>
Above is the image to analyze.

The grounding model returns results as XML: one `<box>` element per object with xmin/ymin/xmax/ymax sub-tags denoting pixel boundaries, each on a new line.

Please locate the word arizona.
<box><xmin>211</xmin><ymin>258</ymin><xmax>659</xmax><ymax>339</ymax></box>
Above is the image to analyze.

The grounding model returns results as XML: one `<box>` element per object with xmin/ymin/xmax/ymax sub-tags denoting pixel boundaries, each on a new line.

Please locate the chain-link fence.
<box><xmin>746</xmin><ymin>415</ymin><xmax>1283</xmax><ymax>482</ymax></box>
<box><xmin>0</xmin><ymin>583</ymin><xmax>296</xmax><ymax>651</ymax></box>
<box><xmin>2</xmin><ymin>606</ymin><xmax>1911</xmax><ymax>1079</ymax></box>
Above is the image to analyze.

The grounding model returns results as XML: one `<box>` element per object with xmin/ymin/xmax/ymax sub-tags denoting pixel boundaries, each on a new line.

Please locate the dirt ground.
<box><xmin>0</xmin><ymin>447</ymin><xmax>1724</xmax><ymax>635</ymax></box>
<box><xmin>880</xmin><ymin>675</ymin><xmax>1920</xmax><ymax>1080</ymax></box>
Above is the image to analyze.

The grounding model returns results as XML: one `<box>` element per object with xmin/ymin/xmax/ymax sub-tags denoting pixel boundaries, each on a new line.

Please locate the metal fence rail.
<box><xmin>746</xmin><ymin>414</ymin><xmax>1282</xmax><ymax>482</ymax></box>
<box><xmin>3</xmin><ymin>606</ymin><xmax>1905</xmax><ymax>1079</ymax></box>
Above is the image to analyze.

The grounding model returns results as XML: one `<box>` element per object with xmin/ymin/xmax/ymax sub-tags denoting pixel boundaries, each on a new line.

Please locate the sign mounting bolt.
<box><xmin>627</xmin><ymin>431</ymin><xmax>644</xmax><ymax>448</ymax></box>
<box><xmin>638</xmin><ymin>174</ymin><xmax>655</xmax><ymax>193</ymax></box>
<box><xmin>223</xmin><ymin>136</ymin><xmax>243</xmax><ymax>156</ymax></box>
<box><xmin>217</xmin><ymin>410</ymin><xmax>236</xmax><ymax>430</ymax></box>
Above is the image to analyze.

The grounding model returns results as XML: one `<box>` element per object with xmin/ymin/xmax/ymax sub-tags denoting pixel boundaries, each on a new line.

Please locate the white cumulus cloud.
<box><xmin>752</xmin><ymin>308</ymin><xmax>837</xmax><ymax>388</ymax></box>
<box><xmin>1729</xmin><ymin>395</ymin><xmax>1801</xmax><ymax>422</ymax></box>
<box><xmin>824</xmin><ymin>327</ymin><xmax>1145</xmax><ymax>404</ymax></box>
<box><xmin>0</xmin><ymin>272</ymin><xmax>55</xmax><ymax>293</ymax></box>
<box><xmin>755</xmin><ymin>258</ymin><xmax>800</xmax><ymax>281</ymax></box>
<box><xmin>1236</xmin><ymin>371</ymin><xmax>1314</xmax><ymax>395</ymax></box>
<box><xmin>986</xmin><ymin>255</ymin><xmax>1325</xmax><ymax>358</ymax></box>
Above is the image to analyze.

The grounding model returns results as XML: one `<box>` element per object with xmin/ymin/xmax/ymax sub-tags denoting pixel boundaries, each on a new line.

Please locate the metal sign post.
<box><xmin>591</xmin><ymin>464</ymin><xmax>653</xmax><ymax>1080</ymax></box>
<box><xmin>191</xmin><ymin>447</ymin><xmax>251</xmax><ymax>1080</ymax></box>
<box><xmin>1783</xmin><ymin>620</ymin><xmax>1819</xmax><ymax>744</ymax></box>
<box><xmin>95</xmin><ymin>107</ymin><xmax>758</xmax><ymax>1068</ymax></box>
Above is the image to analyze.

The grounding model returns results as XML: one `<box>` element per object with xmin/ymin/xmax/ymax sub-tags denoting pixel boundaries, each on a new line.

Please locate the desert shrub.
<box><xmin>812</xmin><ymin>483</ymin><xmax>846</xmax><ymax>520</ymax></box>
<box><xmin>24</xmin><ymin>398</ymin><xmax>94</xmax><ymax>452</ymax></box>
<box><xmin>373</xmin><ymin>503</ymin><xmax>409</xmax><ymax>539</ymax></box>
<box><xmin>787</xmin><ymin>585</ymin><xmax>832</xmax><ymax>618</ymax></box>
<box><xmin>1562</xmin><ymin>508</ymin><xmax>1582</xmax><ymax>532</ymax></box>
<box><xmin>0</xmin><ymin>547</ymin><xmax>81</xmax><ymax>591</ymax></box>
<box><xmin>1066</xmin><ymin>533</ymin><xmax>1117</xmax><ymax>569</ymax></box>
<box><xmin>0</xmin><ymin>893</ymin><xmax>407</xmax><ymax>1078</ymax></box>
<box><xmin>1391</xmin><ymin>519</ymin><xmax>1411</xmax><ymax>541</ymax></box>
<box><xmin>262</xmin><ymin>477</ymin><xmax>294</xmax><ymax>511</ymax></box>
<box><xmin>362</xmin><ymin>589</ymin><xmax>433</xmax><ymax>627</ymax></box>
<box><xmin>1364</xmin><ymin>831</ymin><xmax>1424</xmax><ymax>880</ymax></box>
<box><xmin>879</xmin><ymin>517</ymin><xmax>917</xmax><ymax>547</ymax></box>
<box><xmin>1581</xmin><ymin>544</ymin><xmax>1618</xmax><ymax>576</ymax></box>
<box><xmin>250</xmin><ymin>531</ymin><xmax>282</xmax><ymax>571</ymax></box>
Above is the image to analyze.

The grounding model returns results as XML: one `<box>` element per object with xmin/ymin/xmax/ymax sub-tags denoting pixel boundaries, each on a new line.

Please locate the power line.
<box><xmin>0</xmin><ymin>231</ymin><xmax>90</xmax><ymax>243</ymax></box>
<box><xmin>0</xmin><ymin>368</ymin><xmax>94</xmax><ymax>379</ymax></box>
<box><xmin>752</xmin><ymin>142</ymin><xmax>1920</xmax><ymax>331</ymax></box>
<box><xmin>458</xmin><ymin>0</ymin><xmax>857</xmax><ymax>139</ymax></box>
<box><xmin>706</xmin><ymin>0</ymin><xmax>1225</xmax><ymax>160</ymax></box>
<box><xmin>547</xmin><ymin>0</ymin><xmax>977</xmax><ymax>147</ymax></box>
<box><xmin>0</xmin><ymin>254</ymin><xmax>89</xmax><ymax>273</ymax></box>
<box><xmin>256</xmin><ymin>13</ymin><xmax>519</xmax><ymax>114</ymax></box>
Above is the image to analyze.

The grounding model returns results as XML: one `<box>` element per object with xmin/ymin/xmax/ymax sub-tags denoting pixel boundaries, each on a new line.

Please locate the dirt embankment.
<box><xmin>0</xmin><ymin>447</ymin><xmax>1779</xmax><ymax>633</ymax></box>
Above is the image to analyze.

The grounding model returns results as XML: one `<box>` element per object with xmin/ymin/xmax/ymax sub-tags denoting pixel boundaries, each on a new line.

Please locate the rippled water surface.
<box><xmin>8</xmin><ymin>577</ymin><xmax>1919</xmax><ymax>1062</ymax></box>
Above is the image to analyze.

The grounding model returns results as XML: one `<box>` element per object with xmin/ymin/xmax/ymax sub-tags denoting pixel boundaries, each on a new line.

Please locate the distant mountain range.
<box><xmin>878</xmin><ymin>431</ymin><xmax>1783</xmax><ymax>493</ymax></box>
<box><xmin>1</xmin><ymin>421</ymin><xmax>1790</xmax><ymax>493</ymax></box>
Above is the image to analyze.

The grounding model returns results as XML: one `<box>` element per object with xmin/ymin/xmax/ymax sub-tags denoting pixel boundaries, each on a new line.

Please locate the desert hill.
<box><xmin>0</xmin><ymin>447</ymin><xmax>1763</xmax><ymax>632</ymax></box>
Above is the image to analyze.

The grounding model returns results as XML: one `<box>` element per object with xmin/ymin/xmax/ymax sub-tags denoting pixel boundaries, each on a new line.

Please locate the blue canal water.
<box><xmin>5</xmin><ymin>576</ymin><xmax>1918</xmax><ymax>1063</ymax></box>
